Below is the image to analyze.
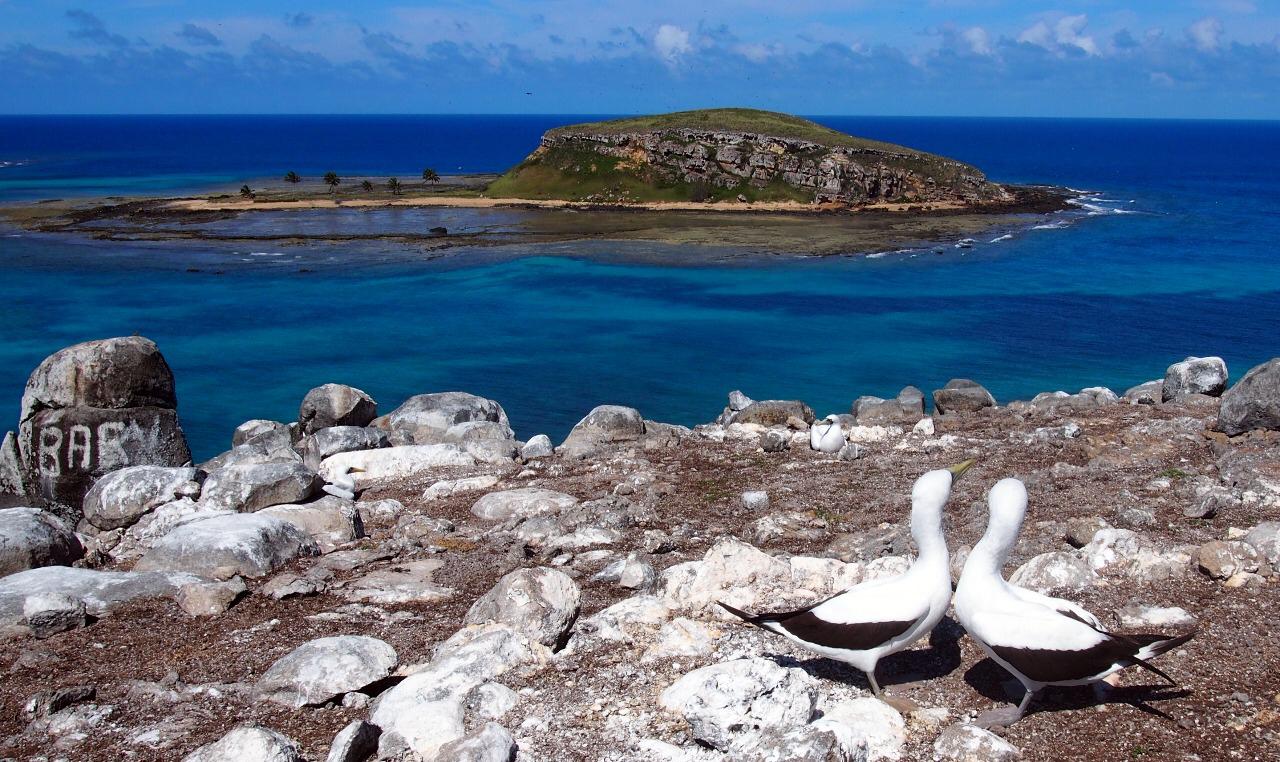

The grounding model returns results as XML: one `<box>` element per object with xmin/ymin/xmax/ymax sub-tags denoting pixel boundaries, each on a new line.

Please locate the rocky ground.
<box><xmin>2</xmin><ymin>347</ymin><xmax>1280</xmax><ymax>761</ymax></box>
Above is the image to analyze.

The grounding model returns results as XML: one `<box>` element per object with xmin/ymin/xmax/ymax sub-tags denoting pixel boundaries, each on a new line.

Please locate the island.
<box><xmin>0</xmin><ymin>108</ymin><xmax>1072</xmax><ymax>257</ymax></box>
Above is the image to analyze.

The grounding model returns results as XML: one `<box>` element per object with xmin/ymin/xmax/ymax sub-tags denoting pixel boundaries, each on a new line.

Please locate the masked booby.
<box><xmin>720</xmin><ymin>460</ymin><xmax>974</xmax><ymax>697</ymax></box>
<box><xmin>954</xmin><ymin>477</ymin><xmax>1196</xmax><ymax>728</ymax></box>
<box><xmin>810</xmin><ymin>414</ymin><xmax>846</xmax><ymax>454</ymax></box>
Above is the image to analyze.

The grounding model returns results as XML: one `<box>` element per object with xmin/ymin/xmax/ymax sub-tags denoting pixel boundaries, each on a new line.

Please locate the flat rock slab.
<box><xmin>182</xmin><ymin>725</ymin><xmax>301</xmax><ymax>762</ymax></box>
<box><xmin>82</xmin><ymin>465</ymin><xmax>198</xmax><ymax>531</ymax></box>
<box><xmin>0</xmin><ymin>507</ymin><xmax>83</xmax><ymax>578</ymax></box>
<box><xmin>0</xmin><ymin>565</ymin><xmax>201</xmax><ymax>628</ymax></box>
<box><xmin>135</xmin><ymin>512</ymin><xmax>318</xmax><ymax>580</ymax></box>
<box><xmin>341</xmin><ymin>560</ymin><xmax>455</xmax><ymax>604</ymax></box>
<box><xmin>258</xmin><ymin>635</ymin><xmax>397</xmax><ymax>708</ymax></box>
<box><xmin>200</xmin><ymin>462</ymin><xmax>319</xmax><ymax>513</ymax></box>
<box><xmin>318</xmin><ymin>445</ymin><xmax>475</xmax><ymax>489</ymax></box>
<box><xmin>470</xmin><ymin>488</ymin><xmax>579</xmax><ymax>521</ymax></box>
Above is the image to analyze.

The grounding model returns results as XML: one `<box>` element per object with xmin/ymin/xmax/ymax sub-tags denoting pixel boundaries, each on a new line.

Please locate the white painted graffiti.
<box><xmin>37</xmin><ymin>418</ymin><xmax>165</xmax><ymax>476</ymax></box>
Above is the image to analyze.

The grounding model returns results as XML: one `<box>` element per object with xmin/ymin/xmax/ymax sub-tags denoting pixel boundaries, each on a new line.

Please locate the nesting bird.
<box><xmin>720</xmin><ymin>460</ymin><xmax>974</xmax><ymax>698</ymax></box>
<box><xmin>810</xmin><ymin>414</ymin><xmax>846</xmax><ymax>453</ymax></box>
<box><xmin>954</xmin><ymin>477</ymin><xmax>1196</xmax><ymax>728</ymax></box>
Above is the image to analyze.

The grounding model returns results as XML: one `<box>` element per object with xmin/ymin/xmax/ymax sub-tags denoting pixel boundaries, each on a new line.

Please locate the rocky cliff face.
<box><xmin>533</xmin><ymin>127</ymin><xmax>1010</xmax><ymax>204</ymax></box>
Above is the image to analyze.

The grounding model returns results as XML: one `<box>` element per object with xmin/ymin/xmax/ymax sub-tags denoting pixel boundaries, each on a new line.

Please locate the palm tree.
<box><xmin>422</xmin><ymin>168</ymin><xmax>440</xmax><ymax>185</ymax></box>
<box><xmin>323</xmin><ymin>171</ymin><xmax>340</xmax><ymax>192</ymax></box>
<box><xmin>360</xmin><ymin>180</ymin><xmax>374</xmax><ymax>193</ymax></box>
<box><xmin>284</xmin><ymin>171</ymin><xmax>301</xmax><ymax>184</ymax></box>
<box><xmin>387</xmin><ymin>177</ymin><xmax>402</xmax><ymax>195</ymax></box>
<box><xmin>240</xmin><ymin>184</ymin><xmax>253</xmax><ymax>198</ymax></box>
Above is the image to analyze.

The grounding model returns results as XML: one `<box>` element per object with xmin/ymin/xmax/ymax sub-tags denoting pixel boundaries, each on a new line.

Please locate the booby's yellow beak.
<box><xmin>947</xmin><ymin>459</ymin><xmax>977</xmax><ymax>479</ymax></box>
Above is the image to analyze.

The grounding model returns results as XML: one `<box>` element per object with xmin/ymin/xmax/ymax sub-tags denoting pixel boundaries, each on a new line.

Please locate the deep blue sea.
<box><xmin>2</xmin><ymin>115</ymin><xmax>1278</xmax><ymax>459</ymax></box>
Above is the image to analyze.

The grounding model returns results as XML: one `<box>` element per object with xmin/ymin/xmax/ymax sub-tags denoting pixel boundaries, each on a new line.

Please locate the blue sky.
<box><xmin>1</xmin><ymin>2</ymin><xmax>1278</xmax><ymax>117</ymax></box>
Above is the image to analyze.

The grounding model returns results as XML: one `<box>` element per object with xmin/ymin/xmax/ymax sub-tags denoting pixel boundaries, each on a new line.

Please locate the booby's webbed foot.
<box><xmin>974</xmin><ymin>705</ymin><xmax>1026</xmax><ymax>729</ymax></box>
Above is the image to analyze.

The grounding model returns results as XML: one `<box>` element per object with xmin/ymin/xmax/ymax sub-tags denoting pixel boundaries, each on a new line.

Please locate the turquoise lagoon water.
<box><xmin>1</xmin><ymin>116</ymin><xmax>1278</xmax><ymax>458</ymax></box>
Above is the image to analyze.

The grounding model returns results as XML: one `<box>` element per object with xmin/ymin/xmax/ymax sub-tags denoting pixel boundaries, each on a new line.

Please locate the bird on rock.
<box><xmin>720</xmin><ymin>460</ymin><xmax>974</xmax><ymax>699</ymax></box>
<box><xmin>954</xmin><ymin>477</ymin><xmax>1196</xmax><ymax>728</ymax></box>
<box><xmin>810</xmin><ymin>414</ymin><xmax>846</xmax><ymax>453</ymax></box>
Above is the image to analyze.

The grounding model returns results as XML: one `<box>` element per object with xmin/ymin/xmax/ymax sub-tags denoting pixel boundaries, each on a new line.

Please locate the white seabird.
<box><xmin>954</xmin><ymin>477</ymin><xmax>1196</xmax><ymax>728</ymax></box>
<box><xmin>720</xmin><ymin>460</ymin><xmax>974</xmax><ymax>697</ymax></box>
<box><xmin>810</xmin><ymin>414</ymin><xmax>846</xmax><ymax>453</ymax></box>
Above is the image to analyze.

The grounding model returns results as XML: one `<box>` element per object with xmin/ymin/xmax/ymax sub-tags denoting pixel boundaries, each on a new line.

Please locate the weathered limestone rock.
<box><xmin>932</xmin><ymin>379</ymin><xmax>996</xmax><ymax>414</ymax></box>
<box><xmin>819</xmin><ymin>697</ymin><xmax>904</xmax><ymax>761</ymax></box>
<box><xmin>298</xmin><ymin>384</ymin><xmax>377</xmax><ymax>435</ymax></box>
<box><xmin>341</xmin><ymin>559</ymin><xmax>454</xmax><ymax>604</ymax></box>
<box><xmin>81</xmin><ymin>465</ymin><xmax>198</xmax><ymax>530</ymax></box>
<box><xmin>659</xmin><ymin>658</ymin><xmax>817</xmax><ymax>752</ymax></box>
<box><xmin>18</xmin><ymin>337</ymin><xmax>191</xmax><ymax>509</ymax></box>
<box><xmin>559</xmin><ymin>405</ymin><xmax>646</xmax><ymax>457</ymax></box>
<box><xmin>200</xmin><ymin>462</ymin><xmax>319</xmax><ymax>513</ymax></box>
<box><xmin>471</xmin><ymin>488</ymin><xmax>578</xmax><ymax>521</ymax></box>
<box><xmin>377</xmin><ymin>392</ymin><xmax>509</xmax><ymax>444</ymax></box>
<box><xmin>1009</xmin><ymin>551</ymin><xmax>1097</xmax><ymax>592</ymax></box>
<box><xmin>435</xmin><ymin>722</ymin><xmax>517</xmax><ymax>762</ymax></box>
<box><xmin>0</xmin><ymin>431</ymin><xmax>27</xmax><ymax>496</ymax></box>
<box><xmin>297</xmin><ymin>426</ymin><xmax>387</xmax><ymax>470</ymax></box>
<box><xmin>1117</xmin><ymin>602</ymin><xmax>1196</xmax><ymax>629</ymax></box>
<box><xmin>1217</xmin><ymin>358</ymin><xmax>1280</xmax><ymax>435</ymax></box>
<box><xmin>1244</xmin><ymin>522</ymin><xmax>1280</xmax><ymax>566</ymax></box>
<box><xmin>724</xmin><ymin>400</ymin><xmax>816</xmax><ymax>427</ymax></box>
<box><xmin>1163</xmin><ymin>356</ymin><xmax>1228</xmax><ymax>401</ymax></box>
<box><xmin>182</xmin><ymin>725</ymin><xmax>301</xmax><ymax>762</ymax></box>
<box><xmin>258</xmin><ymin>635</ymin><xmax>398</xmax><ymax>708</ymax></box>
<box><xmin>464</xmin><ymin>567</ymin><xmax>581</xmax><ymax>648</ymax></box>
<box><xmin>1197</xmin><ymin>540</ymin><xmax>1260</xmax><ymax>580</ymax></box>
<box><xmin>176</xmin><ymin>577</ymin><xmax>246</xmax><ymax>616</ymax></box>
<box><xmin>933</xmin><ymin>724</ymin><xmax>1020</xmax><ymax>761</ymax></box>
<box><xmin>0</xmin><ymin>566</ymin><xmax>201</xmax><ymax>629</ymax></box>
<box><xmin>325</xmin><ymin>720</ymin><xmax>380</xmax><ymax>762</ymax></box>
<box><xmin>759</xmin><ymin>430</ymin><xmax>790</xmax><ymax>452</ymax></box>
<box><xmin>317</xmin><ymin>444</ymin><xmax>474</xmax><ymax>489</ymax></box>
<box><xmin>136</xmin><ymin>512</ymin><xmax>317</xmax><ymax>579</ymax></box>
<box><xmin>520</xmin><ymin>435</ymin><xmax>554</xmax><ymax>459</ymax></box>
<box><xmin>232</xmin><ymin>420</ymin><xmax>289</xmax><ymax>448</ymax></box>
<box><xmin>22</xmin><ymin>591</ymin><xmax>87</xmax><ymax>638</ymax></box>
<box><xmin>0</xmin><ymin>507</ymin><xmax>83</xmax><ymax>577</ymax></box>
<box><xmin>853</xmin><ymin>386</ymin><xmax>925</xmax><ymax>426</ymax></box>
<box><xmin>260</xmin><ymin>496</ymin><xmax>363</xmax><ymax>553</ymax></box>
<box><xmin>1123</xmin><ymin>380</ymin><xmax>1163</xmax><ymax>405</ymax></box>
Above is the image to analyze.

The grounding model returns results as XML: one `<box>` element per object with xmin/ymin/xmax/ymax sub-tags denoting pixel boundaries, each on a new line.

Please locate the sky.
<box><xmin>1</xmin><ymin>2</ymin><xmax>1278</xmax><ymax>118</ymax></box>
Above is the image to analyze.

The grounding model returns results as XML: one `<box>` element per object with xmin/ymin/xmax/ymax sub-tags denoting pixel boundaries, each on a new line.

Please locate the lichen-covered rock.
<box><xmin>1163</xmin><ymin>356</ymin><xmax>1228</xmax><ymax>400</ymax></box>
<box><xmin>257</xmin><ymin>635</ymin><xmax>397</xmax><ymax>708</ymax></box>
<box><xmin>82</xmin><ymin>465</ymin><xmax>197</xmax><ymax>530</ymax></box>
<box><xmin>853</xmin><ymin>386</ymin><xmax>925</xmax><ymax>426</ymax></box>
<box><xmin>1123</xmin><ymin>380</ymin><xmax>1163</xmax><ymax>405</ymax></box>
<box><xmin>464</xmin><ymin>567</ymin><xmax>581</xmax><ymax>648</ymax></box>
<box><xmin>658</xmin><ymin>658</ymin><xmax>817</xmax><ymax>752</ymax></box>
<box><xmin>1217</xmin><ymin>358</ymin><xmax>1280</xmax><ymax>435</ymax></box>
<box><xmin>559</xmin><ymin>405</ymin><xmax>646</xmax><ymax>457</ymax></box>
<box><xmin>182</xmin><ymin>725</ymin><xmax>300</xmax><ymax>762</ymax></box>
<box><xmin>298</xmin><ymin>384</ymin><xmax>377</xmax><ymax>435</ymax></box>
<box><xmin>135</xmin><ymin>512</ymin><xmax>317</xmax><ymax>580</ymax></box>
<box><xmin>297</xmin><ymin>426</ymin><xmax>387</xmax><ymax>470</ymax></box>
<box><xmin>725</xmin><ymin>400</ymin><xmax>816</xmax><ymax>427</ymax></box>
<box><xmin>199</xmin><ymin>461</ymin><xmax>319</xmax><ymax>513</ymax></box>
<box><xmin>259</xmin><ymin>496</ymin><xmax>363</xmax><ymax>553</ymax></box>
<box><xmin>932</xmin><ymin>379</ymin><xmax>996</xmax><ymax>414</ymax></box>
<box><xmin>520</xmin><ymin>435</ymin><xmax>554</xmax><ymax>459</ymax></box>
<box><xmin>0</xmin><ymin>507</ymin><xmax>83</xmax><ymax>578</ymax></box>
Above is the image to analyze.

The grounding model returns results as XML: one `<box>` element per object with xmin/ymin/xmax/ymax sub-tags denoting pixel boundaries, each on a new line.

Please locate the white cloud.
<box><xmin>735</xmin><ymin>42</ymin><xmax>783</xmax><ymax>62</ymax></box>
<box><xmin>1018</xmin><ymin>14</ymin><xmax>1099</xmax><ymax>56</ymax></box>
<box><xmin>653</xmin><ymin>24</ymin><xmax>691</xmax><ymax>65</ymax></box>
<box><xmin>962</xmin><ymin>26</ymin><xmax>991</xmax><ymax>56</ymax></box>
<box><xmin>1187</xmin><ymin>17</ymin><xmax>1223</xmax><ymax>52</ymax></box>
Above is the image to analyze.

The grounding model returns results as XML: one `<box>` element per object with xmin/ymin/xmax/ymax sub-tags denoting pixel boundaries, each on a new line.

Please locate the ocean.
<box><xmin>1</xmin><ymin>115</ymin><xmax>1278</xmax><ymax>459</ymax></box>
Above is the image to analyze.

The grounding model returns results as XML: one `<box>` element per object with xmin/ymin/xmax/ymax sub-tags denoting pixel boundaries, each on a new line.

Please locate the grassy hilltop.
<box><xmin>486</xmin><ymin>108</ymin><xmax>994</xmax><ymax>205</ymax></box>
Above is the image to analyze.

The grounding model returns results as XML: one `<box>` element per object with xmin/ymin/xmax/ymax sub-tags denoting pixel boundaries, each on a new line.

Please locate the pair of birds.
<box><xmin>720</xmin><ymin>461</ymin><xmax>1195</xmax><ymax>729</ymax></box>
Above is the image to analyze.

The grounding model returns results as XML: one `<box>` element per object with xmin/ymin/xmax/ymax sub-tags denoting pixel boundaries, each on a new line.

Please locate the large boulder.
<box><xmin>17</xmin><ymin>337</ymin><xmax>191</xmax><ymax>510</ymax></box>
<box><xmin>658</xmin><ymin>658</ymin><xmax>818</xmax><ymax>752</ymax></box>
<box><xmin>135</xmin><ymin>512</ymin><xmax>318</xmax><ymax>579</ymax></box>
<box><xmin>376</xmin><ymin>392</ymin><xmax>509</xmax><ymax>444</ymax></box>
<box><xmin>1163</xmin><ymin>356</ymin><xmax>1228</xmax><ymax>401</ymax></box>
<box><xmin>0</xmin><ymin>565</ymin><xmax>201</xmax><ymax>628</ymax></box>
<box><xmin>260</xmin><ymin>496</ymin><xmax>364</xmax><ymax>553</ymax></box>
<box><xmin>200</xmin><ymin>462</ymin><xmax>319</xmax><ymax>513</ymax></box>
<box><xmin>232</xmin><ymin>420</ymin><xmax>290</xmax><ymax>448</ymax></box>
<box><xmin>932</xmin><ymin>379</ymin><xmax>996</xmax><ymax>414</ymax></box>
<box><xmin>724</xmin><ymin>400</ymin><xmax>816</xmax><ymax>427</ymax></box>
<box><xmin>0</xmin><ymin>431</ymin><xmax>26</xmax><ymax>497</ymax></box>
<box><xmin>464</xmin><ymin>567</ymin><xmax>581</xmax><ymax>648</ymax></box>
<box><xmin>81</xmin><ymin>465</ymin><xmax>198</xmax><ymax>531</ymax></box>
<box><xmin>257</xmin><ymin>635</ymin><xmax>397</xmax><ymax>708</ymax></box>
<box><xmin>0</xmin><ymin>507</ymin><xmax>83</xmax><ymax>577</ymax></box>
<box><xmin>182</xmin><ymin>726</ymin><xmax>300</xmax><ymax>762</ymax></box>
<box><xmin>1217</xmin><ymin>358</ymin><xmax>1280</xmax><ymax>436</ymax></box>
<box><xmin>317</xmin><ymin>444</ymin><xmax>475</xmax><ymax>489</ymax></box>
<box><xmin>852</xmin><ymin>386</ymin><xmax>925</xmax><ymax>426</ymax></box>
<box><xmin>559</xmin><ymin>405</ymin><xmax>646</xmax><ymax>457</ymax></box>
<box><xmin>298</xmin><ymin>384</ymin><xmax>377</xmax><ymax>435</ymax></box>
